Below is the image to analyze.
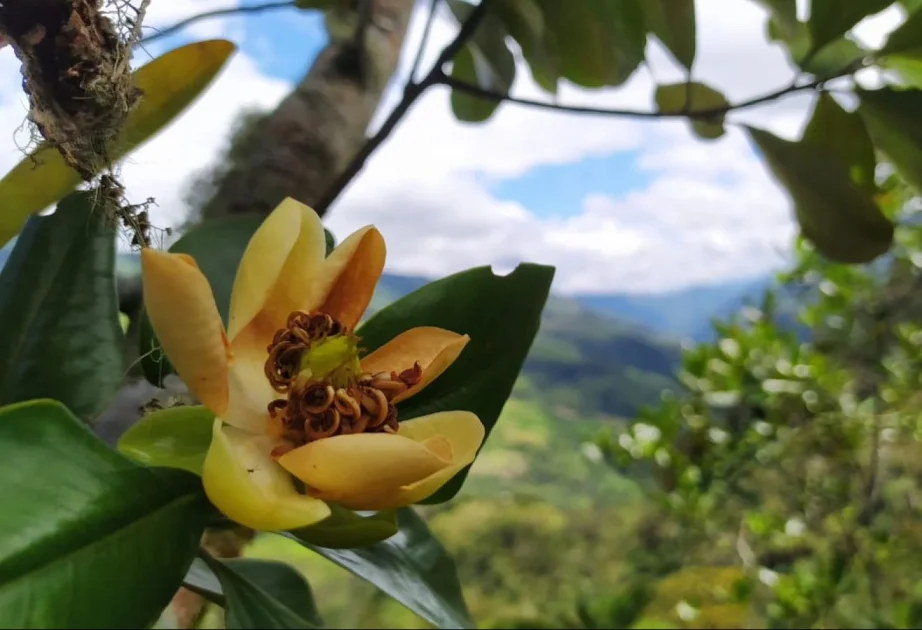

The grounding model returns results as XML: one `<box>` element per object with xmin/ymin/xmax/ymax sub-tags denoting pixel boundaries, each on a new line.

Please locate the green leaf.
<box><xmin>858</xmin><ymin>87</ymin><xmax>922</xmax><ymax>193</ymax></box>
<box><xmin>356</xmin><ymin>263</ymin><xmax>554</xmax><ymax>503</ymax></box>
<box><xmin>0</xmin><ymin>191</ymin><xmax>123</xmax><ymax>421</ymax></box>
<box><xmin>655</xmin><ymin>82</ymin><xmax>730</xmax><ymax>141</ymax></box>
<box><xmin>117</xmin><ymin>405</ymin><xmax>216</xmax><ymax>475</ymax></box>
<box><xmin>768</xmin><ymin>19</ymin><xmax>868</xmax><ymax>78</ymax></box>
<box><xmin>301</xmin><ymin>508</ymin><xmax>473</xmax><ymax>629</ymax></box>
<box><xmin>746</xmin><ymin>125</ymin><xmax>894</xmax><ymax>263</ymax></box>
<box><xmin>0</xmin><ymin>399</ymin><xmax>208</xmax><ymax>628</ymax></box>
<box><xmin>881</xmin><ymin>54</ymin><xmax>922</xmax><ymax>87</ymax></box>
<box><xmin>289</xmin><ymin>505</ymin><xmax>399</xmax><ymax>549</ymax></box>
<box><xmin>807</xmin><ymin>0</ymin><xmax>893</xmax><ymax>57</ymax></box>
<box><xmin>879</xmin><ymin>6</ymin><xmax>922</xmax><ymax>57</ymax></box>
<box><xmin>0</xmin><ymin>40</ymin><xmax>237</xmax><ymax>249</ymax></box>
<box><xmin>535</xmin><ymin>0</ymin><xmax>646</xmax><ymax>88</ymax></box>
<box><xmin>802</xmin><ymin>92</ymin><xmax>877</xmax><ymax>194</ymax></box>
<box><xmin>643</xmin><ymin>0</ymin><xmax>697</xmax><ymax>70</ymax></box>
<box><xmin>194</xmin><ymin>554</ymin><xmax>324</xmax><ymax>629</ymax></box>
<box><xmin>140</xmin><ymin>216</ymin><xmax>338</xmax><ymax>386</ymax></box>
<box><xmin>448</xmin><ymin>0</ymin><xmax>517</xmax><ymax>122</ymax></box>
<box><xmin>493</xmin><ymin>0</ymin><xmax>559</xmax><ymax>93</ymax></box>
<box><xmin>755</xmin><ymin>0</ymin><xmax>799</xmax><ymax>39</ymax></box>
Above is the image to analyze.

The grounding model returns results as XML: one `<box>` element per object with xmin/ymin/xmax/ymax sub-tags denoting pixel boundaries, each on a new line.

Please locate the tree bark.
<box><xmin>197</xmin><ymin>0</ymin><xmax>414</xmax><ymax>221</ymax></box>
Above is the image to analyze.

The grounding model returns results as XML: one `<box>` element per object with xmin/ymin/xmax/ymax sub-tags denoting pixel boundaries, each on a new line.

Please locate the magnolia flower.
<box><xmin>141</xmin><ymin>198</ymin><xmax>485</xmax><ymax>531</ymax></box>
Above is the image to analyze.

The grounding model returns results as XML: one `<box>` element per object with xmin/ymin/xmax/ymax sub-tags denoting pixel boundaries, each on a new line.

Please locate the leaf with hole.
<box><xmin>655</xmin><ymin>82</ymin><xmax>729</xmax><ymax>141</ymax></box>
<box><xmin>0</xmin><ymin>39</ymin><xmax>237</xmax><ymax>249</ymax></box>
<box><xmin>0</xmin><ymin>191</ymin><xmax>123</xmax><ymax>421</ymax></box>
<box><xmin>746</xmin><ymin>125</ymin><xmax>893</xmax><ymax>263</ymax></box>
<box><xmin>0</xmin><ymin>399</ymin><xmax>208</xmax><ymax>628</ymax></box>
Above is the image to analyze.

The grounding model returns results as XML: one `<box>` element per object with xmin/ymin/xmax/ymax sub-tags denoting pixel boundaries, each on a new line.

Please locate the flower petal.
<box><xmin>319</xmin><ymin>226</ymin><xmax>386</xmax><ymax>329</ymax></box>
<box><xmin>203</xmin><ymin>420</ymin><xmax>331</xmax><ymax>531</ymax></box>
<box><xmin>141</xmin><ymin>249</ymin><xmax>229</xmax><ymax>417</ymax></box>
<box><xmin>277</xmin><ymin>429</ymin><xmax>453</xmax><ymax>511</ymax></box>
<box><xmin>226</xmin><ymin>197</ymin><xmax>327</xmax><ymax>344</ymax></box>
<box><xmin>390</xmin><ymin>411</ymin><xmax>485</xmax><ymax>505</ymax></box>
<box><xmin>360</xmin><ymin>327</ymin><xmax>470</xmax><ymax>404</ymax></box>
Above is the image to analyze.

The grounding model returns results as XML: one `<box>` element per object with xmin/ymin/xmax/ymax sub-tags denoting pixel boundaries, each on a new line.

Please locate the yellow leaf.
<box><xmin>0</xmin><ymin>39</ymin><xmax>237</xmax><ymax>249</ymax></box>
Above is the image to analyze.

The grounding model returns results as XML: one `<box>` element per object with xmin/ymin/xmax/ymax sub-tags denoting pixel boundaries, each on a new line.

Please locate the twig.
<box><xmin>408</xmin><ymin>0</ymin><xmax>442</xmax><ymax>84</ymax></box>
<box><xmin>137</xmin><ymin>1</ymin><xmax>296</xmax><ymax>46</ymax></box>
<box><xmin>313</xmin><ymin>0</ymin><xmax>492</xmax><ymax>214</ymax></box>
<box><xmin>436</xmin><ymin>74</ymin><xmax>829</xmax><ymax>120</ymax></box>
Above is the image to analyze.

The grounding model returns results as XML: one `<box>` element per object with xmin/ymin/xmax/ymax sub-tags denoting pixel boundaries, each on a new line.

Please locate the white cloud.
<box><xmin>0</xmin><ymin>0</ymin><xmax>910</xmax><ymax>293</ymax></box>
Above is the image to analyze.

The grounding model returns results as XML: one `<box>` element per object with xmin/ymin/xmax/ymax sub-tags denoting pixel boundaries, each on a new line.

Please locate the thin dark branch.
<box><xmin>138</xmin><ymin>1</ymin><xmax>296</xmax><ymax>46</ymax></box>
<box><xmin>314</xmin><ymin>0</ymin><xmax>491</xmax><ymax>214</ymax></box>
<box><xmin>436</xmin><ymin>74</ymin><xmax>828</xmax><ymax>120</ymax></box>
<box><xmin>408</xmin><ymin>0</ymin><xmax>441</xmax><ymax>84</ymax></box>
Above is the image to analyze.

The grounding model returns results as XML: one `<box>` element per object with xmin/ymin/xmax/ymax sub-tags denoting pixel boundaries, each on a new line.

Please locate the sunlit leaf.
<box><xmin>655</xmin><ymin>82</ymin><xmax>729</xmax><ymax>141</ymax></box>
<box><xmin>0</xmin><ymin>399</ymin><xmax>208</xmax><ymax>628</ymax></box>
<box><xmin>0</xmin><ymin>40</ymin><xmax>236</xmax><ymax>249</ymax></box>
<box><xmin>746</xmin><ymin>125</ymin><xmax>893</xmax><ymax>263</ymax></box>
<box><xmin>117</xmin><ymin>405</ymin><xmax>216</xmax><ymax>475</ymax></box>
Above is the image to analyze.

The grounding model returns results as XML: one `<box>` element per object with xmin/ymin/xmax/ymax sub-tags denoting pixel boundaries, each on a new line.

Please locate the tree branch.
<box><xmin>436</xmin><ymin>73</ymin><xmax>829</xmax><ymax>120</ymax></box>
<box><xmin>313</xmin><ymin>0</ymin><xmax>491</xmax><ymax>214</ymax></box>
<box><xmin>138</xmin><ymin>1</ymin><xmax>296</xmax><ymax>46</ymax></box>
<box><xmin>407</xmin><ymin>0</ymin><xmax>441</xmax><ymax>84</ymax></box>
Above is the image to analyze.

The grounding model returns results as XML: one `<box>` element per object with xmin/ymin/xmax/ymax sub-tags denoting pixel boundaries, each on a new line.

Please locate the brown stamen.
<box><xmin>265</xmin><ymin>311</ymin><xmax>349</xmax><ymax>393</ymax></box>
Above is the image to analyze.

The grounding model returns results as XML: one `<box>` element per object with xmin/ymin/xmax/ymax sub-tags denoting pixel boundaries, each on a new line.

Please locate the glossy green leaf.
<box><xmin>535</xmin><ymin>0</ymin><xmax>646</xmax><ymax>88</ymax></box>
<box><xmin>0</xmin><ymin>191</ymin><xmax>122</xmax><ymax>421</ymax></box>
<box><xmin>194</xmin><ymin>554</ymin><xmax>324</xmax><ymax>629</ymax></box>
<box><xmin>357</xmin><ymin>263</ymin><xmax>554</xmax><ymax>503</ymax></box>
<box><xmin>289</xmin><ymin>505</ymin><xmax>399</xmax><ymax>549</ymax></box>
<box><xmin>746</xmin><ymin>125</ymin><xmax>893</xmax><ymax>263</ymax></box>
<box><xmin>0</xmin><ymin>40</ymin><xmax>237</xmax><ymax>249</ymax></box>
<box><xmin>117</xmin><ymin>405</ymin><xmax>216</xmax><ymax>475</ymax></box>
<box><xmin>644</xmin><ymin>0</ymin><xmax>697</xmax><ymax>70</ymax></box>
<box><xmin>448</xmin><ymin>0</ymin><xmax>517</xmax><ymax>122</ymax></box>
<box><xmin>493</xmin><ymin>0</ymin><xmax>559</xmax><ymax>93</ymax></box>
<box><xmin>655</xmin><ymin>82</ymin><xmax>729</xmax><ymax>141</ymax></box>
<box><xmin>139</xmin><ymin>215</ymin><xmax>335</xmax><ymax>386</ymax></box>
<box><xmin>802</xmin><ymin>92</ymin><xmax>877</xmax><ymax>194</ymax></box>
<box><xmin>879</xmin><ymin>6</ymin><xmax>922</xmax><ymax>57</ymax></box>
<box><xmin>807</xmin><ymin>0</ymin><xmax>893</xmax><ymax>57</ymax></box>
<box><xmin>302</xmin><ymin>508</ymin><xmax>473</xmax><ymax>629</ymax></box>
<box><xmin>858</xmin><ymin>87</ymin><xmax>922</xmax><ymax>193</ymax></box>
<box><xmin>0</xmin><ymin>399</ymin><xmax>208</xmax><ymax>628</ymax></box>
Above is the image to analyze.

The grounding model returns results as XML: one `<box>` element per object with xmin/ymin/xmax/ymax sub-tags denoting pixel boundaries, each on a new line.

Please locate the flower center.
<box><xmin>264</xmin><ymin>311</ymin><xmax>422</xmax><ymax>453</ymax></box>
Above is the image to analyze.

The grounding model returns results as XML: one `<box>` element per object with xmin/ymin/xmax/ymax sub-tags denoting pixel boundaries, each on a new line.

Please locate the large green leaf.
<box><xmin>535</xmin><ymin>0</ymin><xmax>646</xmax><ymax>88</ymax></box>
<box><xmin>768</xmin><ymin>18</ymin><xmax>868</xmax><ymax>78</ymax></box>
<box><xmin>858</xmin><ymin>87</ymin><xmax>922</xmax><ymax>193</ymax></box>
<box><xmin>0</xmin><ymin>191</ymin><xmax>123</xmax><ymax>421</ymax></box>
<box><xmin>802</xmin><ymin>92</ymin><xmax>877</xmax><ymax>194</ymax></box>
<box><xmin>746</xmin><ymin>126</ymin><xmax>893</xmax><ymax>263</ymax></box>
<box><xmin>301</xmin><ymin>508</ymin><xmax>472</xmax><ymax>629</ymax></box>
<box><xmin>493</xmin><ymin>0</ymin><xmax>559</xmax><ymax>93</ymax></box>
<box><xmin>0</xmin><ymin>399</ymin><xmax>208</xmax><ymax>628</ymax></box>
<box><xmin>807</xmin><ymin>0</ymin><xmax>893</xmax><ymax>57</ymax></box>
<box><xmin>0</xmin><ymin>40</ymin><xmax>237</xmax><ymax>249</ymax></box>
<box><xmin>139</xmin><ymin>215</ymin><xmax>335</xmax><ymax>386</ymax></box>
<box><xmin>643</xmin><ymin>0</ymin><xmax>697</xmax><ymax>70</ymax></box>
<box><xmin>448</xmin><ymin>0</ymin><xmax>517</xmax><ymax>122</ymax></box>
<box><xmin>290</xmin><ymin>505</ymin><xmax>399</xmax><ymax>549</ymax></box>
<box><xmin>879</xmin><ymin>7</ymin><xmax>922</xmax><ymax>58</ymax></box>
<box><xmin>655</xmin><ymin>82</ymin><xmax>729</xmax><ymax>141</ymax></box>
<box><xmin>191</xmin><ymin>554</ymin><xmax>324</xmax><ymax>629</ymax></box>
<box><xmin>356</xmin><ymin>263</ymin><xmax>554</xmax><ymax>503</ymax></box>
<box><xmin>117</xmin><ymin>405</ymin><xmax>216</xmax><ymax>475</ymax></box>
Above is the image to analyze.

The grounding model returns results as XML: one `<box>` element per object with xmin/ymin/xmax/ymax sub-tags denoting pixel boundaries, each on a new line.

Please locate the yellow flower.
<box><xmin>141</xmin><ymin>198</ymin><xmax>484</xmax><ymax>531</ymax></box>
